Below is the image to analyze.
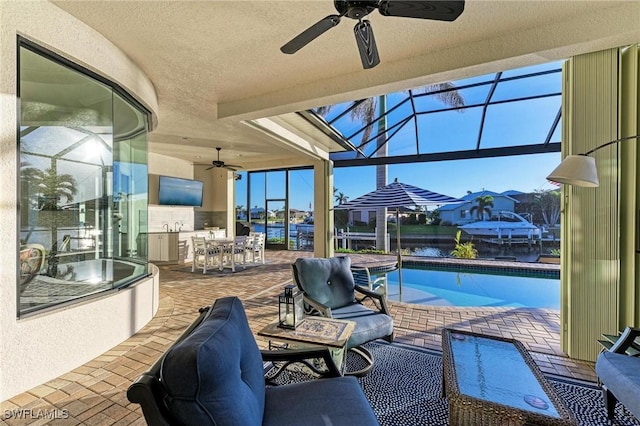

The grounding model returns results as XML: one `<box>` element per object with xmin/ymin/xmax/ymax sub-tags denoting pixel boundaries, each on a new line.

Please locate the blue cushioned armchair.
<box><xmin>127</xmin><ymin>297</ymin><xmax>379</xmax><ymax>426</ymax></box>
<box><xmin>292</xmin><ymin>256</ymin><xmax>394</xmax><ymax>376</ymax></box>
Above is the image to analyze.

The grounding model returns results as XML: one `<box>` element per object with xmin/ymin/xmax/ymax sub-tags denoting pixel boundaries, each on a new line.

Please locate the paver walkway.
<box><xmin>0</xmin><ymin>250</ymin><xmax>596</xmax><ymax>425</ymax></box>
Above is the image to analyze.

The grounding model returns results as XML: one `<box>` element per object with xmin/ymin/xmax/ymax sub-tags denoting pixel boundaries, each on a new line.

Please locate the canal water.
<box><xmin>251</xmin><ymin>223</ymin><xmax>558</xmax><ymax>262</ymax></box>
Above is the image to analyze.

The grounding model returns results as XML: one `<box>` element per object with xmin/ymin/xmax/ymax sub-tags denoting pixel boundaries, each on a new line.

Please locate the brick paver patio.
<box><xmin>0</xmin><ymin>250</ymin><xmax>596</xmax><ymax>425</ymax></box>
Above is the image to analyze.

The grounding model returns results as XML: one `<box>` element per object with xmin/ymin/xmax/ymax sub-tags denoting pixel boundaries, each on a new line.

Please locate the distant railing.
<box><xmin>335</xmin><ymin>230</ymin><xmax>390</xmax><ymax>251</ymax></box>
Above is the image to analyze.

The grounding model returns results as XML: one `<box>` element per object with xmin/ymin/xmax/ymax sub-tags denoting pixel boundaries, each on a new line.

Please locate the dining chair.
<box><xmin>191</xmin><ymin>236</ymin><xmax>220</xmax><ymax>274</ymax></box>
<box><xmin>233</xmin><ymin>235</ymin><xmax>249</xmax><ymax>268</ymax></box>
<box><xmin>218</xmin><ymin>239</ymin><xmax>236</xmax><ymax>272</ymax></box>
<box><xmin>249</xmin><ymin>232</ymin><xmax>266</xmax><ymax>264</ymax></box>
<box><xmin>242</xmin><ymin>234</ymin><xmax>255</xmax><ymax>264</ymax></box>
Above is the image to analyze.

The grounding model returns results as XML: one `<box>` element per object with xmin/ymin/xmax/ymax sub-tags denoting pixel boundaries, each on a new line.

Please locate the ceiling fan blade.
<box><xmin>354</xmin><ymin>20</ymin><xmax>380</xmax><ymax>69</ymax></box>
<box><xmin>281</xmin><ymin>15</ymin><xmax>341</xmax><ymax>54</ymax></box>
<box><xmin>378</xmin><ymin>0</ymin><xmax>465</xmax><ymax>21</ymax></box>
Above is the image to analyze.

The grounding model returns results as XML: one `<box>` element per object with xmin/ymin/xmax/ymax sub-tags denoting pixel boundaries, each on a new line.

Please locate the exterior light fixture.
<box><xmin>278</xmin><ymin>284</ymin><xmax>304</xmax><ymax>329</ymax></box>
<box><xmin>547</xmin><ymin>135</ymin><xmax>640</xmax><ymax>187</ymax></box>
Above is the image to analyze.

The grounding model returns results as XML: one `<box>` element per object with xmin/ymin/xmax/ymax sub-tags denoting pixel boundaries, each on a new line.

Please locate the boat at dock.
<box><xmin>458</xmin><ymin>211</ymin><xmax>541</xmax><ymax>239</ymax></box>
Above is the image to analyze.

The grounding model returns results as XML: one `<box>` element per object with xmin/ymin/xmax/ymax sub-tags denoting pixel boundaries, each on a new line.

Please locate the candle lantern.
<box><xmin>278</xmin><ymin>284</ymin><xmax>304</xmax><ymax>329</ymax></box>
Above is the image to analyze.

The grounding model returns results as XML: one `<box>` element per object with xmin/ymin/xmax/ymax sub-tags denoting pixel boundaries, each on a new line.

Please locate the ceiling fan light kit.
<box><xmin>281</xmin><ymin>0</ymin><xmax>465</xmax><ymax>69</ymax></box>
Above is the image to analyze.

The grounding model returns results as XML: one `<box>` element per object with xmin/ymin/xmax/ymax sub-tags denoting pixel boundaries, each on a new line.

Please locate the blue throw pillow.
<box><xmin>160</xmin><ymin>297</ymin><xmax>265</xmax><ymax>425</ymax></box>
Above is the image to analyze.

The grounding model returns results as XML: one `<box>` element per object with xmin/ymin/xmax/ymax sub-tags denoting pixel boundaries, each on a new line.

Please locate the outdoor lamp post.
<box><xmin>547</xmin><ymin>135</ymin><xmax>640</xmax><ymax>187</ymax></box>
<box><xmin>278</xmin><ymin>284</ymin><xmax>304</xmax><ymax>329</ymax></box>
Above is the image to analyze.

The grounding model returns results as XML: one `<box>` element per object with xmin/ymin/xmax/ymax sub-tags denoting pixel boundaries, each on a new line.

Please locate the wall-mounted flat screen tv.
<box><xmin>158</xmin><ymin>175</ymin><xmax>204</xmax><ymax>207</ymax></box>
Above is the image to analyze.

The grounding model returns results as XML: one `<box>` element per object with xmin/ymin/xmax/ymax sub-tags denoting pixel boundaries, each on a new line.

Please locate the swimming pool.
<box><xmin>373</xmin><ymin>264</ymin><xmax>559</xmax><ymax>309</ymax></box>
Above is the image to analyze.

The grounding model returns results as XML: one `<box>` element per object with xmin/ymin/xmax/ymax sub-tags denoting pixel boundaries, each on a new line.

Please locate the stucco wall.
<box><xmin>0</xmin><ymin>1</ymin><xmax>160</xmax><ymax>401</ymax></box>
<box><xmin>148</xmin><ymin>152</ymin><xmax>193</xmax><ymax>178</ymax></box>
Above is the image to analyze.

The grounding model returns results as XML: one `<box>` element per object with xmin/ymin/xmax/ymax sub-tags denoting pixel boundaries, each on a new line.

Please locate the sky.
<box><xmin>237</xmin><ymin>60</ymin><xmax>563</xmax><ymax>212</ymax></box>
<box><xmin>332</xmin><ymin>152</ymin><xmax>561</xmax><ymax>205</ymax></box>
<box><xmin>238</xmin><ymin>151</ymin><xmax>561</xmax><ymax>212</ymax></box>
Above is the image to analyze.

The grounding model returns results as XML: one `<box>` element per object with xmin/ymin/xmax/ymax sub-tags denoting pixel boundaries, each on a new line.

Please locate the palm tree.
<box><xmin>335</xmin><ymin>192</ymin><xmax>349</xmax><ymax>205</ymax></box>
<box><xmin>22</xmin><ymin>167</ymin><xmax>78</xmax><ymax>210</ymax></box>
<box><xmin>533</xmin><ymin>189</ymin><xmax>561</xmax><ymax>226</ymax></box>
<box><xmin>470</xmin><ymin>195</ymin><xmax>494</xmax><ymax>220</ymax></box>
<box><xmin>318</xmin><ymin>83</ymin><xmax>465</xmax><ymax>252</ymax></box>
<box><xmin>316</xmin><ymin>82</ymin><xmax>465</xmax><ymax>145</ymax></box>
<box><xmin>21</xmin><ymin>166</ymin><xmax>78</xmax><ymax>276</ymax></box>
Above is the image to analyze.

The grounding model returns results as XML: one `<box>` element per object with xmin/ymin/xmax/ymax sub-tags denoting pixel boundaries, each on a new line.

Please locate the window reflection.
<box><xmin>18</xmin><ymin>42</ymin><xmax>149</xmax><ymax>315</ymax></box>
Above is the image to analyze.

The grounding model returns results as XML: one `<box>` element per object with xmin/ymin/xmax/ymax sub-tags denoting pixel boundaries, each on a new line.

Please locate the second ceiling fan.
<box><xmin>280</xmin><ymin>0</ymin><xmax>465</xmax><ymax>69</ymax></box>
<box><xmin>206</xmin><ymin>147</ymin><xmax>242</xmax><ymax>171</ymax></box>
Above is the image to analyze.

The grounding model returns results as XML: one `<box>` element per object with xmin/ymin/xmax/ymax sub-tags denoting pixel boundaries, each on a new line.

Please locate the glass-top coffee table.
<box><xmin>441</xmin><ymin>328</ymin><xmax>577</xmax><ymax>426</ymax></box>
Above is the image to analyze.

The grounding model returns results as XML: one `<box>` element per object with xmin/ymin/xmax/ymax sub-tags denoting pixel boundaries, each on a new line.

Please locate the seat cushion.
<box><xmin>294</xmin><ymin>256</ymin><xmax>356</xmax><ymax>309</ymax></box>
<box><xmin>160</xmin><ymin>297</ymin><xmax>266</xmax><ymax>425</ymax></box>
<box><xmin>595</xmin><ymin>351</ymin><xmax>640</xmax><ymax>418</ymax></box>
<box><xmin>332</xmin><ymin>303</ymin><xmax>394</xmax><ymax>348</ymax></box>
<box><xmin>263</xmin><ymin>376</ymin><xmax>379</xmax><ymax>426</ymax></box>
<box><xmin>20</xmin><ymin>245</ymin><xmax>44</xmax><ymax>276</ymax></box>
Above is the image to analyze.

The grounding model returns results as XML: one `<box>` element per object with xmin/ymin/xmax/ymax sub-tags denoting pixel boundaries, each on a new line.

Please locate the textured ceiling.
<box><xmin>51</xmin><ymin>1</ymin><xmax>640</xmax><ymax>171</ymax></box>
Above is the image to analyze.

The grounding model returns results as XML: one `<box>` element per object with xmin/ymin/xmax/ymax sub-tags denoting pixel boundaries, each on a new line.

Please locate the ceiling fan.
<box><xmin>205</xmin><ymin>147</ymin><xmax>242</xmax><ymax>171</ymax></box>
<box><xmin>280</xmin><ymin>0</ymin><xmax>465</xmax><ymax>69</ymax></box>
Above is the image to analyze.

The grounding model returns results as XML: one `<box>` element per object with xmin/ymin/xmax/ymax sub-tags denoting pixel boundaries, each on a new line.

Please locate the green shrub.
<box><xmin>450</xmin><ymin>231</ymin><xmax>477</xmax><ymax>259</ymax></box>
<box><xmin>335</xmin><ymin>248</ymin><xmax>386</xmax><ymax>255</ymax></box>
<box><xmin>335</xmin><ymin>248</ymin><xmax>356</xmax><ymax>253</ymax></box>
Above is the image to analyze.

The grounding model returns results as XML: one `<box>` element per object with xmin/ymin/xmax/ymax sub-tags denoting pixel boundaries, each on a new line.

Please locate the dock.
<box><xmin>479</xmin><ymin>236</ymin><xmax>542</xmax><ymax>248</ymax></box>
<box><xmin>332</xmin><ymin>229</ymin><xmax>559</xmax><ymax>253</ymax></box>
<box><xmin>335</xmin><ymin>231</ymin><xmax>390</xmax><ymax>250</ymax></box>
<box><xmin>476</xmin><ymin>232</ymin><xmax>559</xmax><ymax>250</ymax></box>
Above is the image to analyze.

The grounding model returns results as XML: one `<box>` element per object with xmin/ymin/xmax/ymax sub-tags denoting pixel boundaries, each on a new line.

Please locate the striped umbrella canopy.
<box><xmin>337</xmin><ymin>179</ymin><xmax>464</xmax><ymax>210</ymax></box>
<box><xmin>336</xmin><ymin>178</ymin><xmax>464</xmax><ymax>294</ymax></box>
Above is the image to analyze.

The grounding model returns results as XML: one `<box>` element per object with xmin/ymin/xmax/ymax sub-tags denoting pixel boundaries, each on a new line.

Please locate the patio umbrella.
<box><xmin>336</xmin><ymin>178</ymin><xmax>464</xmax><ymax>295</ymax></box>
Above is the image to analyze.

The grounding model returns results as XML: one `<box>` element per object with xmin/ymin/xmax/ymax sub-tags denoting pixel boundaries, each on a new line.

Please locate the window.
<box><xmin>237</xmin><ymin>168</ymin><xmax>314</xmax><ymax>251</ymax></box>
<box><xmin>18</xmin><ymin>39</ymin><xmax>150</xmax><ymax>315</ymax></box>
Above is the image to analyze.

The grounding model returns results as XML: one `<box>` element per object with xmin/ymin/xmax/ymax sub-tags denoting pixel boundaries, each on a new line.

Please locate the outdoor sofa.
<box><xmin>127</xmin><ymin>296</ymin><xmax>379</xmax><ymax>425</ymax></box>
<box><xmin>595</xmin><ymin>326</ymin><xmax>640</xmax><ymax>420</ymax></box>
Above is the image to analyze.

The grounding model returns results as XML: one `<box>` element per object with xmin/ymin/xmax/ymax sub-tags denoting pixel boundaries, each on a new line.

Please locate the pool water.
<box><xmin>380</xmin><ymin>267</ymin><xmax>559</xmax><ymax>309</ymax></box>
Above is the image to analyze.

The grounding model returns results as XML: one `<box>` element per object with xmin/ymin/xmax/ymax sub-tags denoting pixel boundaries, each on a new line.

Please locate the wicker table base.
<box><xmin>442</xmin><ymin>329</ymin><xmax>577</xmax><ymax>426</ymax></box>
